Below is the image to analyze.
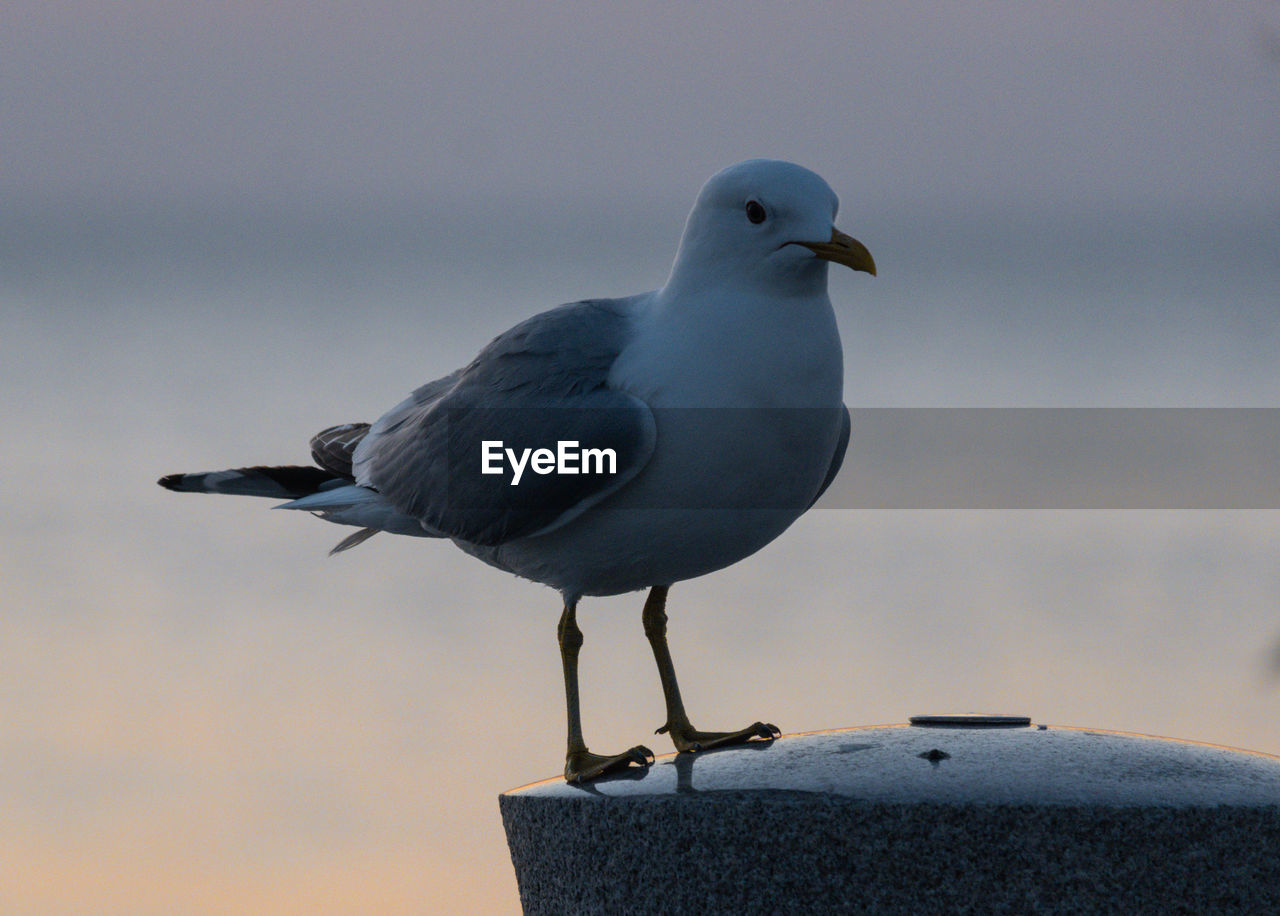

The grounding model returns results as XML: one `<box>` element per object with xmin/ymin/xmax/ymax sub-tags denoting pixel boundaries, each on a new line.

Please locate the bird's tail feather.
<box><xmin>159</xmin><ymin>467</ymin><xmax>427</xmax><ymax>554</ymax></box>
<box><xmin>276</xmin><ymin>484</ymin><xmax>438</xmax><ymax>541</ymax></box>
<box><xmin>329</xmin><ymin>527</ymin><xmax>380</xmax><ymax>555</ymax></box>
<box><xmin>157</xmin><ymin>465</ymin><xmax>340</xmax><ymax>500</ymax></box>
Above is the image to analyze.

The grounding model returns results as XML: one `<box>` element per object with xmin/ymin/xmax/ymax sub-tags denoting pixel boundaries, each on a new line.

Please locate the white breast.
<box><xmin>610</xmin><ymin>286</ymin><xmax>843</xmax><ymax>410</ymax></box>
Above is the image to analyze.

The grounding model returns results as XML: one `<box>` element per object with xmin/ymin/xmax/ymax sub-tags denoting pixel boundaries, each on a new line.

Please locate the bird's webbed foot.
<box><xmin>656</xmin><ymin>720</ymin><xmax>781</xmax><ymax>754</ymax></box>
<box><xmin>564</xmin><ymin>745</ymin><xmax>655</xmax><ymax>783</ymax></box>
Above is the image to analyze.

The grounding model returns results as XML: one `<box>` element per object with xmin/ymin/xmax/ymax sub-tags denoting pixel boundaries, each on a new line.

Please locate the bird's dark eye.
<box><xmin>745</xmin><ymin>200</ymin><xmax>766</xmax><ymax>224</ymax></box>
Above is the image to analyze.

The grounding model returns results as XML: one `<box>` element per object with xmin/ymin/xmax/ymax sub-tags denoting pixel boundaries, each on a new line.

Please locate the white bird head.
<box><xmin>664</xmin><ymin>159</ymin><xmax>875</xmax><ymax>298</ymax></box>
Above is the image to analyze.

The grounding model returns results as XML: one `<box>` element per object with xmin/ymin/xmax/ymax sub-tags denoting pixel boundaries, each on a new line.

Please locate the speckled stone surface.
<box><xmin>499</xmin><ymin>724</ymin><xmax>1280</xmax><ymax>914</ymax></box>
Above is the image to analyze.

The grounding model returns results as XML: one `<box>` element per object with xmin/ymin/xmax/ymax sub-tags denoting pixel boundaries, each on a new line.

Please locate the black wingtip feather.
<box><xmin>156</xmin><ymin>465</ymin><xmax>338</xmax><ymax>498</ymax></box>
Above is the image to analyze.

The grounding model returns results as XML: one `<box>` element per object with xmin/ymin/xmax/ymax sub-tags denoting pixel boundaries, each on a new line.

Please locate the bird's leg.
<box><xmin>643</xmin><ymin>585</ymin><xmax>781</xmax><ymax>753</ymax></box>
<box><xmin>558</xmin><ymin>598</ymin><xmax>653</xmax><ymax>783</ymax></box>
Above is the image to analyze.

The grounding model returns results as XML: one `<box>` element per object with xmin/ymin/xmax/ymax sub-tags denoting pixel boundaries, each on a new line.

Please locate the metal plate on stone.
<box><xmin>909</xmin><ymin>714</ymin><xmax>1032</xmax><ymax>728</ymax></box>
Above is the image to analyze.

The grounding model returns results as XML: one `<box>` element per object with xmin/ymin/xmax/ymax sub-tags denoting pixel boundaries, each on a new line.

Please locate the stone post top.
<box><xmin>504</xmin><ymin>720</ymin><xmax>1280</xmax><ymax>806</ymax></box>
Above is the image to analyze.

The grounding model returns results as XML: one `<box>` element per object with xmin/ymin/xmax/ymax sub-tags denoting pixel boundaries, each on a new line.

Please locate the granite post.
<box><xmin>500</xmin><ymin>717</ymin><xmax>1280</xmax><ymax>914</ymax></box>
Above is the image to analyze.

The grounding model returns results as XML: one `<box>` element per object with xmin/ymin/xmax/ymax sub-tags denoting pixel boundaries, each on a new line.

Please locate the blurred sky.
<box><xmin>3</xmin><ymin>3</ymin><xmax>1279</xmax><ymax>915</ymax></box>
<box><xmin>4</xmin><ymin>1</ymin><xmax>1279</xmax><ymax>214</ymax></box>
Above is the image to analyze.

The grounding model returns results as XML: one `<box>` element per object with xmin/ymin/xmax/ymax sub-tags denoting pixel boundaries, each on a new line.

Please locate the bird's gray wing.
<box><xmin>353</xmin><ymin>298</ymin><xmax>656</xmax><ymax>546</ymax></box>
<box><xmin>310</xmin><ymin>422</ymin><xmax>371</xmax><ymax>479</ymax></box>
<box><xmin>808</xmin><ymin>405</ymin><xmax>850</xmax><ymax>508</ymax></box>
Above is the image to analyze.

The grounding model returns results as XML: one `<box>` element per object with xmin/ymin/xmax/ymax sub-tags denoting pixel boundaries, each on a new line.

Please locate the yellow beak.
<box><xmin>797</xmin><ymin>229</ymin><xmax>876</xmax><ymax>276</ymax></box>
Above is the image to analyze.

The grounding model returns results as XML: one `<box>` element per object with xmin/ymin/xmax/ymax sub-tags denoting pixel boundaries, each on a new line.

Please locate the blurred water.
<box><xmin>1</xmin><ymin>201</ymin><xmax>1277</xmax><ymax>914</ymax></box>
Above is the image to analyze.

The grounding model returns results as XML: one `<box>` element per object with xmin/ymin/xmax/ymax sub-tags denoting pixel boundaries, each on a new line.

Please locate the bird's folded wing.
<box><xmin>353</xmin><ymin>299</ymin><xmax>656</xmax><ymax>546</ymax></box>
<box><xmin>310</xmin><ymin>422</ymin><xmax>371</xmax><ymax>480</ymax></box>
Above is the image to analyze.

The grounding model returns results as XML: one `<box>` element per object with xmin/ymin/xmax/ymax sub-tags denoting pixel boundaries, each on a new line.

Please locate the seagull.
<box><xmin>159</xmin><ymin>159</ymin><xmax>875</xmax><ymax>782</ymax></box>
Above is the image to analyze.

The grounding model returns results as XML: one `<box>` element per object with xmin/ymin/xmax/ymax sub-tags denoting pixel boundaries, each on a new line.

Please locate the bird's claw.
<box><xmin>754</xmin><ymin>721</ymin><xmax>782</xmax><ymax>740</ymax></box>
<box><xmin>661</xmin><ymin>720</ymin><xmax>782</xmax><ymax>754</ymax></box>
<box><xmin>564</xmin><ymin>745</ymin><xmax>654</xmax><ymax>783</ymax></box>
<box><xmin>630</xmin><ymin>745</ymin><xmax>656</xmax><ymax>766</ymax></box>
